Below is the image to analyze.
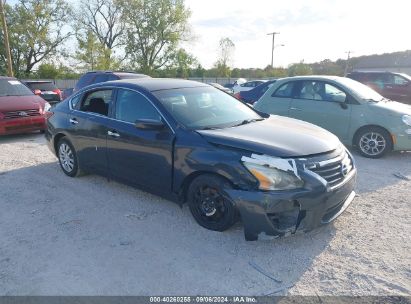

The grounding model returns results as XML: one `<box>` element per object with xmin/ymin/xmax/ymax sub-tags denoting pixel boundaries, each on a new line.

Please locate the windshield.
<box><xmin>338</xmin><ymin>77</ymin><xmax>384</xmax><ymax>101</ymax></box>
<box><xmin>153</xmin><ymin>87</ymin><xmax>262</xmax><ymax>129</ymax></box>
<box><xmin>0</xmin><ymin>79</ymin><xmax>34</xmax><ymax>97</ymax></box>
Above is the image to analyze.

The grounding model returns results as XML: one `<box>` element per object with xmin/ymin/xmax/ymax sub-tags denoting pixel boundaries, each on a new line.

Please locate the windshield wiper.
<box><xmin>197</xmin><ymin>126</ymin><xmax>222</xmax><ymax>130</ymax></box>
<box><xmin>363</xmin><ymin>98</ymin><xmax>379</xmax><ymax>103</ymax></box>
<box><xmin>232</xmin><ymin>118</ymin><xmax>264</xmax><ymax>127</ymax></box>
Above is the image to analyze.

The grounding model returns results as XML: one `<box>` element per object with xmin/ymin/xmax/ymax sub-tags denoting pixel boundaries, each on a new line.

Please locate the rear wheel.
<box><xmin>355</xmin><ymin>127</ymin><xmax>392</xmax><ymax>158</ymax></box>
<box><xmin>57</xmin><ymin>138</ymin><xmax>82</xmax><ymax>177</ymax></box>
<box><xmin>187</xmin><ymin>174</ymin><xmax>238</xmax><ymax>232</ymax></box>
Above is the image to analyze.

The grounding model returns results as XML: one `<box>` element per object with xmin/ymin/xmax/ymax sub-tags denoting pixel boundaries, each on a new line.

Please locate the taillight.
<box><xmin>53</xmin><ymin>89</ymin><xmax>62</xmax><ymax>100</ymax></box>
<box><xmin>234</xmin><ymin>92</ymin><xmax>241</xmax><ymax>99</ymax></box>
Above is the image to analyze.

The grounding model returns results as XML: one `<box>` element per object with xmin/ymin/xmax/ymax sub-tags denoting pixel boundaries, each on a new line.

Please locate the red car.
<box><xmin>346</xmin><ymin>71</ymin><xmax>411</xmax><ymax>105</ymax></box>
<box><xmin>0</xmin><ymin>77</ymin><xmax>50</xmax><ymax>135</ymax></box>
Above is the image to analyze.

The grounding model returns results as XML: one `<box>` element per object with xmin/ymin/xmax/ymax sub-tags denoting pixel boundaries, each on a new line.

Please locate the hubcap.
<box><xmin>359</xmin><ymin>132</ymin><xmax>386</xmax><ymax>156</ymax></box>
<box><xmin>194</xmin><ymin>186</ymin><xmax>226</xmax><ymax>222</ymax></box>
<box><xmin>59</xmin><ymin>143</ymin><xmax>74</xmax><ymax>172</ymax></box>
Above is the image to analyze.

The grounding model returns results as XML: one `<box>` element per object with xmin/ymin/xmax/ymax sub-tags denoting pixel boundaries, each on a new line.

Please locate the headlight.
<box><xmin>243</xmin><ymin>162</ymin><xmax>304</xmax><ymax>191</ymax></box>
<box><xmin>402</xmin><ymin>115</ymin><xmax>411</xmax><ymax>126</ymax></box>
<box><xmin>44</xmin><ymin>102</ymin><xmax>51</xmax><ymax>112</ymax></box>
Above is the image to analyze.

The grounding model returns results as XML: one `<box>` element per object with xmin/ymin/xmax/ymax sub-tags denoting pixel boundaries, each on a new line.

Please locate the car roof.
<box><xmin>348</xmin><ymin>71</ymin><xmax>398</xmax><ymax>74</ymax></box>
<box><xmin>84</xmin><ymin>70</ymin><xmax>148</xmax><ymax>77</ymax></box>
<box><xmin>276</xmin><ymin>75</ymin><xmax>344</xmax><ymax>82</ymax></box>
<box><xmin>88</xmin><ymin>78</ymin><xmax>209</xmax><ymax>92</ymax></box>
<box><xmin>24</xmin><ymin>80</ymin><xmax>54</xmax><ymax>83</ymax></box>
<box><xmin>0</xmin><ymin>76</ymin><xmax>17</xmax><ymax>80</ymax></box>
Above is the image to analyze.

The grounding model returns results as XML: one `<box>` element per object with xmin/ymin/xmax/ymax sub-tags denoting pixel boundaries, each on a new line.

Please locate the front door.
<box><xmin>106</xmin><ymin>88</ymin><xmax>174</xmax><ymax>193</ymax></box>
<box><xmin>383</xmin><ymin>74</ymin><xmax>411</xmax><ymax>104</ymax></box>
<box><xmin>288</xmin><ymin>81</ymin><xmax>352</xmax><ymax>141</ymax></box>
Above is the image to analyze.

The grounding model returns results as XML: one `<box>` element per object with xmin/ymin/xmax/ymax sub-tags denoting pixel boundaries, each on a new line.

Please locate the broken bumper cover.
<box><xmin>226</xmin><ymin>169</ymin><xmax>357</xmax><ymax>241</ymax></box>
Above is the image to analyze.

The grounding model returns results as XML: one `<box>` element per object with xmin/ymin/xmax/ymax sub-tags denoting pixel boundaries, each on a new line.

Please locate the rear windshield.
<box><xmin>26</xmin><ymin>82</ymin><xmax>57</xmax><ymax>91</ymax></box>
<box><xmin>0</xmin><ymin>79</ymin><xmax>34</xmax><ymax>97</ymax></box>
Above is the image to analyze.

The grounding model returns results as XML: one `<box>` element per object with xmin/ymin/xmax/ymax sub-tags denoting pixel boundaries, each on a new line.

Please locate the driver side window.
<box><xmin>115</xmin><ymin>89</ymin><xmax>160</xmax><ymax>123</ymax></box>
<box><xmin>324</xmin><ymin>83</ymin><xmax>347</xmax><ymax>103</ymax></box>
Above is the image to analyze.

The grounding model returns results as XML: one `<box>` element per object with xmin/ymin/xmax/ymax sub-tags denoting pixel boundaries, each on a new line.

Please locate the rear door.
<box><xmin>68</xmin><ymin>89</ymin><xmax>114</xmax><ymax>175</ymax></box>
<box><xmin>289</xmin><ymin>80</ymin><xmax>352</xmax><ymax>140</ymax></box>
<box><xmin>106</xmin><ymin>88</ymin><xmax>174</xmax><ymax>193</ymax></box>
<box><xmin>256</xmin><ymin>81</ymin><xmax>295</xmax><ymax>116</ymax></box>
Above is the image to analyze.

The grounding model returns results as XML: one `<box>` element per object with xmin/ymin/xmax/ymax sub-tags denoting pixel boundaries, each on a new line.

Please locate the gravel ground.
<box><xmin>0</xmin><ymin>133</ymin><xmax>410</xmax><ymax>296</ymax></box>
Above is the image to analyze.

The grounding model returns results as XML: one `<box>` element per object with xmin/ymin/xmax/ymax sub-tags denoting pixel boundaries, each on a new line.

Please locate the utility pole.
<box><xmin>344</xmin><ymin>51</ymin><xmax>353</xmax><ymax>76</ymax></box>
<box><xmin>0</xmin><ymin>0</ymin><xmax>13</xmax><ymax>77</ymax></box>
<box><xmin>267</xmin><ymin>32</ymin><xmax>280</xmax><ymax>68</ymax></box>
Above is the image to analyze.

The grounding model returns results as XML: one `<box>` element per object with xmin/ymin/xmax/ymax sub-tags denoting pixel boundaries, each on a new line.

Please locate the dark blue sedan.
<box><xmin>45</xmin><ymin>79</ymin><xmax>356</xmax><ymax>241</ymax></box>
<box><xmin>235</xmin><ymin>80</ymin><xmax>277</xmax><ymax>104</ymax></box>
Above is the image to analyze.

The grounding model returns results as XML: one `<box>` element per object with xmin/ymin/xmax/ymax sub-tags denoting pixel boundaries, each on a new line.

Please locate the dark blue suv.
<box><xmin>73</xmin><ymin>71</ymin><xmax>150</xmax><ymax>94</ymax></box>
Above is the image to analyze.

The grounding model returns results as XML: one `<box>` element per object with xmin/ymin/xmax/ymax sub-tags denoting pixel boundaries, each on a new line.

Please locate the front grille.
<box><xmin>307</xmin><ymin>150</ymin><xmax>353</xmax><ymax>188</ymax></box>
<box><xmin>3</xmin><ymin>109</ymin><xmax>40</xmax><ymax>119</ymax></box>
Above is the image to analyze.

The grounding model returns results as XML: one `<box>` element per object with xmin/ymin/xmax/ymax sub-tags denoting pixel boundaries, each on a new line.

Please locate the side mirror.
<box><xmin>34</xmin><ymin>89</ymin><xmax>42</xmax><ymax>96</ymax></box>
<box><xmin>134</xmin><ymin>118</ymin><xmax>165</xmax><ymax>130</ymax></box>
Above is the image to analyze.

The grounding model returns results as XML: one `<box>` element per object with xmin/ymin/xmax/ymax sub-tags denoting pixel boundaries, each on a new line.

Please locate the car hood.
<box><xmin>197</xmin><ymin>115</ymin><xmax>341</xmax><ymax>158</ymax></box>
<box><xmin>0</xmin><ymin>95</ymin><xmax>45</xmax><ymax>112</ymax></box>
<box><xmin>369</xmin><ymin>100</ymin><xmax>411</xmax><ymax>116</ymax></box>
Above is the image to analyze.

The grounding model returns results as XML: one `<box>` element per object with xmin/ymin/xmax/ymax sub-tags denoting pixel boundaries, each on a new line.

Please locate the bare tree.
<box><xmin>215</xmin><ymin>37</ymin><xmax>235</xmax><ymax>77</ymax></box>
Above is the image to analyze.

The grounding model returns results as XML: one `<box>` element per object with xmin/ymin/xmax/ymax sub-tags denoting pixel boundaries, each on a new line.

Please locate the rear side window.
<box><xmin>26</xmin><ymin>82</ymin><xmax>57</xmax><ymax>91</ymax></box>
<box><xmin>115</xmin><ymin>89</ymin><xmax>160</xmax><ymax>123</ymax></box>
<box><xmin>79</xmin><ymin>90</ymin><xmax>113</xmax><ymax>116</ymax></box>
<box><xmin>0</xmin><ymin>79</ymin><xmax>33</xmax><ymax>97</ymax></box>
<box><xmin>272</xmin><ymin>82</ymin><xmax>294</xmax><ymax>98</ymax></box>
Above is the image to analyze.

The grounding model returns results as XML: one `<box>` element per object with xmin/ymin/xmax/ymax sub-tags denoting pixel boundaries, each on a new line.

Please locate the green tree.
<box><xmin>0</xmin><ymin>0</ymin><xmax>71</xmax><ymax>77</ymax></box>
<box><xmin>37</xmin><ymin>63</ymin><xmax>60</xmax><ymax>79</ymax></box>
<box><xmin>73</xmin><ymin>0</ymin><xmax>125</xmax><ymax>65</ymax></box>
<box><xmin>288</xmin><ymin>61</ymin><xmax>313</xmax><ymax>76</ymax></box>
<box><xmin>214</xmin><ymin>37</ymin><xmax>235</xmax><ymax>77</ymax></box>
<box><xmin>74</xmin><ymin>30</ymin><xmax>119</xmax><ymax>71</ymax></box>
<box><xmin>172</xmin><ymin>48</ymin><xmax>197</xmax><ymax>78</ymax></box>
<box><xmin>118</xmin><ymin>0</ymin><xmax>191</xmax><ymax>75</ymax></box>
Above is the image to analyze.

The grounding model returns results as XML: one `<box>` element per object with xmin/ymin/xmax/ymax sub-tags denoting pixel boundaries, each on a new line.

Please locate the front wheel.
<box><xmin>57</xmin><ymin>138</ymin><xmax>82</xmax><ymax>177</ymax></box>
<box><xmin>355</xmin><ymin>127</ymin><xmax>392</xmax><ymax>158</ymax></box>
<box><xmin>187</xmin><ymin>174</ymin><xmax>238</xmax><ymax>232</ymax></box>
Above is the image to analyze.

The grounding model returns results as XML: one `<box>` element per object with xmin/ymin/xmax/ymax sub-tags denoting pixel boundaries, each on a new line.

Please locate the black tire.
<box><xmin>354</xmin><ymin>127</ymin><xmax>392</xmax><ymax>158</ymax></box>
<box><xmin>187</xmin><ymin>174</ymin><xmax>238</xmax><ymax>232</ymax></box>
<box><xmin>56</xmin><ymin>138</ymin><xmax>82</xmax><ymax>177</ymax></box>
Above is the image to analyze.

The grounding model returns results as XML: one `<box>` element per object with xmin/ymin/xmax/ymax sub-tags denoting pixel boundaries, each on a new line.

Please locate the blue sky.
<box><xmin>184</xmin><ymin>0</ymin><xmax>411</xmax><ymax>68</ymax></box>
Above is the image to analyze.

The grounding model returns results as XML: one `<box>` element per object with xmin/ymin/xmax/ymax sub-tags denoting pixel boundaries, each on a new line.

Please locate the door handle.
<box><xmin>107</xmin><ymin>130</ymin><xmax>120</xmax><ymax>138</ymax></box>
<box><xmin>290</xmin><ymin>107</ymin><xmax>303</xmax><ymax>111</ymax></box>
<box><xmin>69</xmin><ymin>118</ymin><xmax>78</xmax><ymax>125</ymax></box>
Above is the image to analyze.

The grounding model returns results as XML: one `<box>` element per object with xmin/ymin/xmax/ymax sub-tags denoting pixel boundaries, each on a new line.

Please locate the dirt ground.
<box><xmin>0</xmin><ymin>133</ymin><xmax>410</xmax><ymax>296</ymax></box>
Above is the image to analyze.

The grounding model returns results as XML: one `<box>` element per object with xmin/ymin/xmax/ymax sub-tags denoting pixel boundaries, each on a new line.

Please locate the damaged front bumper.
<box><xmin>226</xmin><ymin>167</ymin><xmax>357</xmax><ymax>241</ymax></box>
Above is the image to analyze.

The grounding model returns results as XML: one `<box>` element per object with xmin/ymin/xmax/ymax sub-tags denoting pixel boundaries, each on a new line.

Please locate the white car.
<box><xmin>232</xmin><ymin>80</ymin><xmax>267</xmax><ymax>94</ymax></box>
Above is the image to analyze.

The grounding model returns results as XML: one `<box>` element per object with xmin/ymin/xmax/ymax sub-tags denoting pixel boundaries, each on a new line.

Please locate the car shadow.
<box><xmin>348</xmin><ymin>148</ymin><xmax>411</xmax><ymax>194</ymax></box>
<box><xmin>0</xmin><ymin>132</ymin><xmax>44</xmax><ymax>144</ymax></box>
<box><xmin>0</xmin><ymin>161</ymin><xmax>336</xmax><ymax>296</ymax></box>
